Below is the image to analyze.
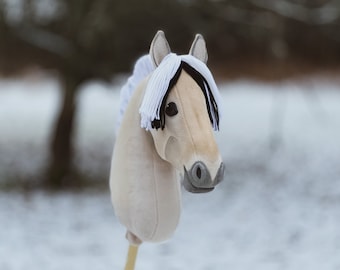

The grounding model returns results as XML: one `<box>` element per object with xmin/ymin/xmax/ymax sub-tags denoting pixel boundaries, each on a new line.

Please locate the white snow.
<box><xmin>1</xmin><ymin>75</ymin><xmax>340</xmax><ymax>269</ymax></box>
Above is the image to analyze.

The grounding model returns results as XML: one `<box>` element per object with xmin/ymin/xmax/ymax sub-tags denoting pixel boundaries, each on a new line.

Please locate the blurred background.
<box><xmin>1</xmin><ymin>0</ymin><xmax>340</xmax><ymax>189</ymax></box>
<box><xmin>1</xmin><ymin>0</ymin><xmax>340</xmax><ymax>269</ymax></box>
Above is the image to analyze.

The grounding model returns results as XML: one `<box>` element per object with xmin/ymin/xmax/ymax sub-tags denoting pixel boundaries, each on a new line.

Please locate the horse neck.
<box><xmin>112</xmin><ymin>78</ymin><xmax>182</xmax><ymax>243</ymax></box>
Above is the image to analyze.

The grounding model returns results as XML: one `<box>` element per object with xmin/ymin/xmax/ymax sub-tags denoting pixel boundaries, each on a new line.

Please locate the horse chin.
<box><xmin>183</xmin><ymin>178</ymin><xmax>215</xmax><ymax>194</ymax></box>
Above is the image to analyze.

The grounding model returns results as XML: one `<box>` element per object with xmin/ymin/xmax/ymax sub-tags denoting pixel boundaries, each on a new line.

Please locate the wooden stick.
<box><xmin>124</xmin><ymin>245</ymin><xmax>139</xmax><ymax>270</ymax></box>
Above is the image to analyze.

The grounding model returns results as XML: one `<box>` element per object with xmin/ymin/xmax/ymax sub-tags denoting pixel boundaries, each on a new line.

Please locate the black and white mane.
<box><xmin>118</xmin><ymin>53</ymin><xmax>222</xmax><ymax>131</ymax></box>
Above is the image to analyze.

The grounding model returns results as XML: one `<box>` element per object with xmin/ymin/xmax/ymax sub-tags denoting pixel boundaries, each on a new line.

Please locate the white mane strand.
<box><xmin>117</xmin><ymin>54</ymin><xmax>155</xmax><ymax>130</ymax></box>
<box><xmin>139</xmin><ymin>53</ymin><xmax>222</xmax><ymax>131</ymax></box>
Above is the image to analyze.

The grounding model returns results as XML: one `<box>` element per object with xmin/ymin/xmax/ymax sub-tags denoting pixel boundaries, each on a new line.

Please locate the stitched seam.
<box><xmin>149</xmin><ymin>149</ymin><xmax>159</xmax><ymax>240</ymax></box>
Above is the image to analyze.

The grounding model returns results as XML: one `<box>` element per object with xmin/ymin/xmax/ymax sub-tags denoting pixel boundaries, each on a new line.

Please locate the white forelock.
<box><xmin>139</xmin><ymin>53</ymin><xmax>222</xmax><ymax>131</ymax></box>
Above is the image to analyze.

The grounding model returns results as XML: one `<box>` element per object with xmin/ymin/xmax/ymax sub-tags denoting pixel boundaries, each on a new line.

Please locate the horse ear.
<box><xmin>189</xmin><ymin>34</ymin><xmax>208</xmax><ymax>64</ymax></box>
<box><xmin>150</xmin><ymin>30</ymin><xmax>171</xmax><ymax>67</ymax></box>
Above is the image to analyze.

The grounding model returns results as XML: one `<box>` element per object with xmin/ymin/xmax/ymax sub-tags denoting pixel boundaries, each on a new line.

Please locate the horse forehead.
<box><xmin>171</xmin><ymin>70</ymin><xmax>206</xmax><ymax>112</ymax></box>
<box><xmin>170</xmin><ymin>71</ymin><xmax>218</xmax><ymax>160</ymax></box>
<box><xmin>170</xmin><ymin>70</ymin><xmax>213</xmax><ymax>133</ymax></box>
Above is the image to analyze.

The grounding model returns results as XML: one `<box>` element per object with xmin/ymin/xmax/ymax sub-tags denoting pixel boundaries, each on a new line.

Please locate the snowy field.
<box><xmin>1</xmin><ymin>75</ymin><xmax>340</xmax><ymax>270</ymax></box>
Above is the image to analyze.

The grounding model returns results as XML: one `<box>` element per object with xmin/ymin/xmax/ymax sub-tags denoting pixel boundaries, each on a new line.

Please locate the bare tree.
<box><xmin>0</xmin><ymin>0</ymin><xmax>195</xmax><ymax>188</ymax></box>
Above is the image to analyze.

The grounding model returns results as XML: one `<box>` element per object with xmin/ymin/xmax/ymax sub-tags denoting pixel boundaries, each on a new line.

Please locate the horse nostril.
<box><xmin>190</xmin><ymin>161</ymin><xmax>209</xmax><ymax>187</ymax></box>
<box><xmin>196</xmin><ymin>167</ymin><xmax>202</xmax><ymax>179</ymax></box>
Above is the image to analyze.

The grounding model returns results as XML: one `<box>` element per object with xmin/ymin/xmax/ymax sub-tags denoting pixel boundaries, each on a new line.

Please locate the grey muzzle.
<box><xmin>183</xmin><ymin>161</ymin><xmax>225</xmax><ymax>193</ymax></box>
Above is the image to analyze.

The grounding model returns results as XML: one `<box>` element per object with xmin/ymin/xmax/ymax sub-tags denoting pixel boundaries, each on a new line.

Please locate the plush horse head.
<box><xmin>110</xmin><ymin>31</ymin><xmax>224</xmax><ymax>267</ymax></box>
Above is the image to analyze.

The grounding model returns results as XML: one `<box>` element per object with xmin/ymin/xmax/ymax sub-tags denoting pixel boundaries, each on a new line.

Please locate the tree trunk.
<box><xmin>46</xmin><ymin>74</ymin><xmax>81</xmax><ymax>188</ymax></box>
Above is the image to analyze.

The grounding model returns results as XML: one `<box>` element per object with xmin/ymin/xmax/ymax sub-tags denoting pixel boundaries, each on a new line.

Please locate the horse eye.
<box><xmin>165</xmin><ymin>102</ymin><xmax>178</xmax><ymax>117</ymax></box>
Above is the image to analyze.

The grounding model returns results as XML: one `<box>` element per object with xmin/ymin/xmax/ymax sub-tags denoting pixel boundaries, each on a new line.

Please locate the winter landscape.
<box><xmin>1</xmin><ymin>75</ymin><xmax>340</xmax><ymax>270</ymax></box>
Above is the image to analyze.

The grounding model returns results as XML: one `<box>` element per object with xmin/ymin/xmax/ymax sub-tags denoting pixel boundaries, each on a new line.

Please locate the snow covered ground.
<box><xmin>1</xmin><ymin>75</ymin><xmax>340</xmax><ymax>269</ymax></box>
